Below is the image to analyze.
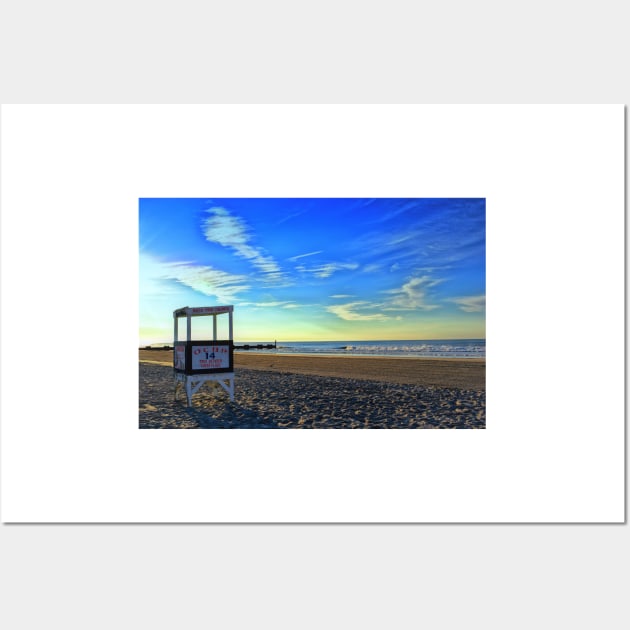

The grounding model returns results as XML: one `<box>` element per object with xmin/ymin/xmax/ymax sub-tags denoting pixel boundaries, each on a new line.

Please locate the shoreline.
<box><xmin>238</xmin><ymin>351</ymin><xmax>484</xmax><ymax>361</ymax></box>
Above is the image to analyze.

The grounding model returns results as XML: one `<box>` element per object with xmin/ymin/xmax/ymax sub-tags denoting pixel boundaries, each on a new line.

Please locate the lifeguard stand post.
<box><xmin>173</xmin><ymin>306</ymin><xmax>234</xmax><ymax>406</ymax></box>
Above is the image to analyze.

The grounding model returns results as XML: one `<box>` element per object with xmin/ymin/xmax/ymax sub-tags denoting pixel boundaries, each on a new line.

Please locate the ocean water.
<box><xmin>236</xmin><ymin>339</ymin><xmax>485</xmax><ymax>359</ymax></box>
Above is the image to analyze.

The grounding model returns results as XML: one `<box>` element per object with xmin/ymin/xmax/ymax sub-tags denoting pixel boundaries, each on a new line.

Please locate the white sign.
<box><xmin>190</xmin><ymin>306</ymin><xmax>231</xmax><ymax>315</ymax></box>
<box><xmin>174</xmin><ymin>345</ymin><xmax>186</xmax><ymax>370</ymax></box>
<box><xmin>191</xmin><ymin>345</ymin><xmax>230</xmax><ymax>370</ymax></box>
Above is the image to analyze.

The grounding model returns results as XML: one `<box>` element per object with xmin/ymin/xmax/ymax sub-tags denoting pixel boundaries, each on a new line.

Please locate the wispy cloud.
<box><xmin>366</xmin><ymin>199</ymin><xmax>422</xmax><ymax>224</ymax></box>
<box><xmin>353</xmin><ymin>199</ymin><xmax>377</xmax><ymax>209</ymax></box>
<box><xmin>326</xmin><ymin>302</ymin><xmax>394</xmax><ymax>322</ymax></box>
<box><xmin>140</xmin><ymin>254</ymin><xmax>188</xmax><ymax>298</ymax></box>
<box><xmin>278</xmin><ymin>210</ymin><xmax>307</xmax><ymax>224</ymax></box>
<box><xmin>203</xmin><ymin>207</ymin><xmax>286</xmax><ymax>283</ymax></box>
<box><xmin>287</xmin><ymin>250</ymin><xmax>323</xmax><ymax>262</ymax></box>
<box><xmin>240</xmin><ymin>300</ymin><xmax>300</xmax><ymax>309</ymax></box>
<box><xmin>385</xmin><ymin>224</ymin><xmax>484</xmax><ymax>265</ymax></box>
<box><xmin>449</xmin><ymin>295</ymin><xmax>485</xmax><ymax>313</ymax></box>
<box><xmin>362</xmin><ymin>263</ymin><xmax>381</xmax><ymax>273</ymax></box>
<box><xmin>349</xmin><ymin>200</ymin><xmax>485</xmax><ymax>271</ymax></box>
<box><xmin>162</xmin><ymin>261</ymin><xmax>250</xmax><ymax>302</ymax></box>
<box><xmin>382</xmin><ymin>276</ymin><xmax>442</xmax><ymax>310</ymax></box>
<box><xmin>298</xmin><ymin>262</ymin><xmax>359</xmax><ymax>278</ymax></box>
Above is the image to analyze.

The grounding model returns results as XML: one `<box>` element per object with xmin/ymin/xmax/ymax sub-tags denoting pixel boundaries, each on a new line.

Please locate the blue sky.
<box><xmin>139</xmin><ymin>198</ymin><xmax>485</xmax><ymax>344</ymax></box>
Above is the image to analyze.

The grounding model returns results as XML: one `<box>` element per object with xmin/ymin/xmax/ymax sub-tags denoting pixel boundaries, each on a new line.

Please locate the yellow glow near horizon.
<box><xmin>139</xmin><ymin>310</ymin><xmax>485</xmax><ymax>345</ymax></box>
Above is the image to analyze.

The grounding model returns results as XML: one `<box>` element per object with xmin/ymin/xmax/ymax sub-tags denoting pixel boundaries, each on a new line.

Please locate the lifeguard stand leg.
<box><xmin>186</xmin><ymin>378</ymin><xmax>193</xmax><ymax>407</ymax></box>
<box><xmin>217</xmin><ymin>377</ymin><xmax>234</xmax><ymax>402</ymax></box>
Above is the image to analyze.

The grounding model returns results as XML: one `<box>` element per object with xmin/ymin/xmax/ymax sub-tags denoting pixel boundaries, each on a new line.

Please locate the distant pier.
<box><xmin>142</xmin><ymin>341</ymin><xmax>278</xmax><ymax>351</ymax></box>
<box><xmin>233</xmin><ymin>341</ymin><xmax>277</xmax><ymax>350</ymax></box>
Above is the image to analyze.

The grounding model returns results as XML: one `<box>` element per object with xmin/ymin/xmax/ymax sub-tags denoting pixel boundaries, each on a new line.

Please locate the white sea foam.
<box><xmin>258</xmin><ymin>339</ymin><xmax>485</xmax><ymax>358</ymax></box>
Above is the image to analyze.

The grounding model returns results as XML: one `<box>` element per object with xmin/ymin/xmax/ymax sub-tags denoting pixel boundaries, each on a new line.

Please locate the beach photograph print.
<box><xmin>139</xmin><ymin>198</ymin><xmax>486</xmax><ymax>429</ymax></box>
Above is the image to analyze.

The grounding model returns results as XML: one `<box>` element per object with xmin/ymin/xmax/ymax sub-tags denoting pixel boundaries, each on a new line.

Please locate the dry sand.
<box><xmin>139</xmin><ymin>350</ymin><xmax>485</xmax><ymax>429</ymax></box>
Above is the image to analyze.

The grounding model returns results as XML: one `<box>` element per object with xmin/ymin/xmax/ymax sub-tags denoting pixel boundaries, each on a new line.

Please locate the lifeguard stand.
<box><xmin>173</xmin><ymin>305</ymin><xmax>234</xmax><ymax>406</ymax></box>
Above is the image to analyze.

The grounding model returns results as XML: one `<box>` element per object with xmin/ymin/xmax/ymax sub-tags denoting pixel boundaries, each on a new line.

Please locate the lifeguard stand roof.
<box><xmin>173</xmin><ymin>305</ymin><xmax>233</xmax><ymax>318</ymax></box>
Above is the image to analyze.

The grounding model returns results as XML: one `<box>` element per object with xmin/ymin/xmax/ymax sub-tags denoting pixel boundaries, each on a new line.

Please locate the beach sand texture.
<box><xmin>139</xmin><ymin>350</ymin><xmax>485</xmax><ymax>429</ymax></box>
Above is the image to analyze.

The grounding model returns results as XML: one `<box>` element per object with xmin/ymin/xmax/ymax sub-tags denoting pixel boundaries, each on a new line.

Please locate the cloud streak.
<box><xmin>287</xmin><ymin>250</ymin><xmax>323</xmax><ymax>262</ymax></box>
<box><xmin>382</xmin><ymin>276</ymin><xmax>442</xmax><ymax>311</ymax></box>
<box><xmin>163</xmin><ymin>261</ymin><xmax>250</xmax><ymax>302</ymax></box>
<box><xmin>348</xmin><ymin>199</ymin><xmax>485</xmax><ymax>272</ymax></box>
<box><xmin>298</xmin><ymin>262</ymin><xmax>359</xmax><ymax>278</ymax></box>
<box><xmin>203</xmin><ymin>207</ymin><xmax>286</xmax><ymax>283</ymax></box>
<box><xmin>449</xmin><ymin>295</ymin><xmax>486</xmax><ymax>312</ymax></box>
<box><xmin>326</xmin><ymin>302</ymin><xmax>393</xmax><ymax>322</ymax></box>
<box><xmin>239</xmin><ymin>300</ymin><xmax>301</xmax><ymax>309</ymax></box>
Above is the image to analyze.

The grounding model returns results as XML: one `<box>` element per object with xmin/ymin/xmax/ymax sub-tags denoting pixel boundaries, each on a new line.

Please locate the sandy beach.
<box><xmin>139</xmin><ymin>350</ymin><xmax>485</xmax><ymax>429</ymax></box>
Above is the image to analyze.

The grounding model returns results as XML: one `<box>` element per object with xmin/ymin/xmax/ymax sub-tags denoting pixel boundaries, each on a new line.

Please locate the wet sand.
<box><xmin>139</xmin><ymin>350</ymin><xmax>485</xmax><ymax>390</ymax></box>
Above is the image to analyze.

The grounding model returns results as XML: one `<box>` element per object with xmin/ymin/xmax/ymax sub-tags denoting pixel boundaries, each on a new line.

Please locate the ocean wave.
<box><xmin>275</xmin><ymin>340</ymin><xmax>485</xmax><ymax>358</ymax></box>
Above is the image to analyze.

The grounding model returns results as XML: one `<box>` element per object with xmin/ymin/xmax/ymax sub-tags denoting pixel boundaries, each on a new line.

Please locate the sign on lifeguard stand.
<box><xmin>173</xmin><ymin>305</ymin><xmax>235</xmax><ymax>406</ymax></box>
